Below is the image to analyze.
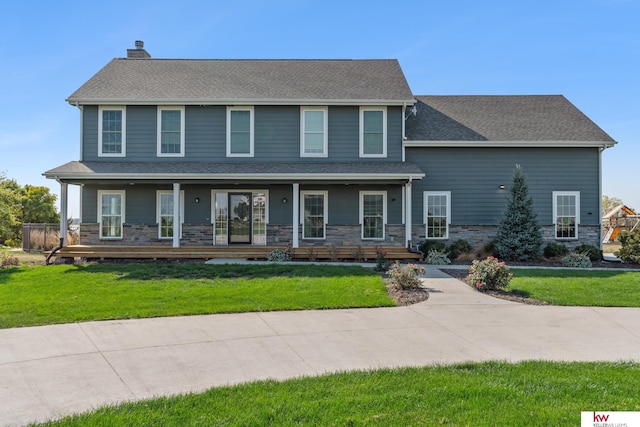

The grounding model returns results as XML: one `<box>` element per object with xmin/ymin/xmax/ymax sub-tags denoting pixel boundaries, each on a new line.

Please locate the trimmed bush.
<box><xmin>544</xmin><ymin>242</ymin><xmax>568</xmax><ymax>258</ymax></box>
<box><xmin>616</xmin><ymin>230</ymin><xmax>640</xmax><ymax>264</ymax></box>
<box><xmin>562</xmin><ymin>252</ymin><xmax>592</xmax><ymax>268</ymax></box>
<box><xmin>477</xmin><ymin>240</ymin><xmax>497</xmax><ymax>259</ymax></box>
<box><xmin>424</xmin><ymin>249</ymin><xmax>451</xmax><ymax>265</ymax></box>
<box><xmin>387</xmin><ymin>261</ymin><xmax>425</xmax><ymax>289</ymax></box>
<box><xmin>574</xmin><ymin>244</ymin><xmax>601</xmax><ymax>262</ymax></box>
<box><xmin>466</xmin><ymin>257</ymin><xmax>513</xmax><ymax>291</ymax></box>
<box><xmin>419</xmin><ymin>241</ymin><xmax>447</xmax><ymax>255</ymax></box>
<box><xmin>267</xmin><ymin>249</ymin><xmax>290</xmax><ymax>262</ymax></box>
<box><xmin>449</xmin><ymin>239</ymin><xmax>472</xmax><ymax>259</ymax></box>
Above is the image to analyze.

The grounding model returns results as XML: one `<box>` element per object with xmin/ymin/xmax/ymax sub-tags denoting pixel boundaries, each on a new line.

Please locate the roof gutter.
<box><xmin>44</xmin><ymin>172</ymin><xmax>425</xmax><ymax>181</ymax></box>
<box><xmin>66</xmin><ymin>98</ymin><xmax>417</xmax><ymax>107</ymax></box>
<box><xmin>404</xmin><ymin>140</ymin><xmax>618</xmax><ymax>149</ymax></box>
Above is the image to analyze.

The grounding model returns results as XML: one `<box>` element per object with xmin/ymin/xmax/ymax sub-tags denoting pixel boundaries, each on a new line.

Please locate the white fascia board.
<box><xmin>45</xmin><ymin>172</ymin><xmax>425</xmax><ymax>181</ymax></box>
<box><xmin>404</xmin><ymin>140</ymin><xmax>617</xmax><ymax>149</ymax></box>
<box><xmin>67</xmin><ymin>98</ymin><xmax>416</xmax><ymax>107</ymax></box>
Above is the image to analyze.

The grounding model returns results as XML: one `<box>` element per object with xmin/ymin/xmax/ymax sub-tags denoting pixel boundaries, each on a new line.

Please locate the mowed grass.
<box><xmin>35</xmin><ymin>361</ymin><xmax>640</xmax><ymax>427</ymax></box>
<box><xmin>509</xmin><ymin>268</ymin><xmax>640</xmax><ymax>306</ymax></box>
<box><xmin>0</xmin><ymin>263</ymin><xmax>393</xmax><ymax>329</ymax></box>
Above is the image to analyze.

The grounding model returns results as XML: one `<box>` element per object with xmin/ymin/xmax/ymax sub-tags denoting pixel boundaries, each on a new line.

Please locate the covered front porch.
<box><xmin>45</xmin><ymin>160</ymin><xmax>425</xmax><ymax>254</ymax></box>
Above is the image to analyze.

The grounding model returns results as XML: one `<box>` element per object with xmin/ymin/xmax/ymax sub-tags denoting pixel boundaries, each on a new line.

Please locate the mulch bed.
<box><xmin>385</xmin><ymin>282</ymin><xmax>430</xmax><ymax>305</ymax></box>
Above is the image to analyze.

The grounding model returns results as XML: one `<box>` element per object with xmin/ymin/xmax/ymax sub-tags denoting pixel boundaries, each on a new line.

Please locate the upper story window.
<box><xmin>157</xmin><ymin>106</ymin><xmax>185</xmax><ymax>157</ymax></box>
<box><xmin>98</xmin><ymin>190</ymin><xmax>125</xmax><ymax>239</ymax></box>
<box><xmin>98</xmin><ymin>106</ymin><xmax>126</xmax><ymax>157</ymax></box>
<box><xmin>301</xmin><ymin>107</ymin><xmax>328</xmax><ymax>157</ymax></box>
<box><xmin>359</xmin><ymin>107</ymin><xmax>387</xmax><ymax>158</ymax></box>
<box><xmin>359</xmin><ymin>191</ymin><xmax>387</xmax><ymax>240</ymax></box>
<box><xmin>553</xmin><ymin>191</ymin><xmax>580</xmax><ymax>239</ymax></box>
<box><xmin>424</xmin><ymin>191</ymin><xmax>451</xmax><ymax>239</ymax></box>
<box><xmin>227</xmin><ymin>106</ymin><xmax>254</xmax><ymax>157</ymax></box>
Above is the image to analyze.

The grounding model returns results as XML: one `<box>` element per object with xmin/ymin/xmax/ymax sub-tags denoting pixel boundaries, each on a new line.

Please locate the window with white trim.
<box><xmin>98</xmin><ymin>106</ymin><xmax>126</xmax><ymax>156</ymax></box>
<box><xmin>359</xmin><ymin>107</ymin><xmax>387</xmax><ymax>157</ymax></box>
<box><xmin>301</xmin><ymin>191</ymin><xmax>328</xmax><ymax>239</ymax></box>
<box><xmin>156</xmin><ymin>191</ymin><xmax>185</xmax><ymax>239</ymax></box>
<box><xmin>360</xmin><ymin>191</ymin><xmax>386</xmax><ymax>239</ymax></box>
<box><xmin>98</xmin><ymin>190</ymin><xmax>125</xmax><ymax>239</ymax></box>
<box><xmin>301</xmin><ymin>107</ymin><xmax>328</xmax><ymax>157</ymax></box>
<box><xmin>553</xmin><ymin>191</ymin><xmax>580</xmax><ymax>239</ymax></box>
<box><xmin>227</xmin><ymin>107</ymin><xmax>254</xmax><ymax>156</ymax></box>
<box><xmin>157</xmin><ymin>106</ymin><xmax>185</xmax><ymax>156</ymax></box>
<box><xmin>424</xmin><ymin>191</ymin><xmax>451</xmax><ymax>239</ymax></box>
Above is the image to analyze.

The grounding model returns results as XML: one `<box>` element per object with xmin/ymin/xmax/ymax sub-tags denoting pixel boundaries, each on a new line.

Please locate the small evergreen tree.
<box><xmin>495</xmin><ymin>165</ymin><xmax>543</xmax><ymax>261</ymax></box>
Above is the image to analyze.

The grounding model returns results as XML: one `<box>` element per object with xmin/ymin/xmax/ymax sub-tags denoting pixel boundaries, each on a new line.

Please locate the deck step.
<box><xmin>50</xmin><ymin>245</ymin><xmax>421</xmax><ymax>261</ymax></box>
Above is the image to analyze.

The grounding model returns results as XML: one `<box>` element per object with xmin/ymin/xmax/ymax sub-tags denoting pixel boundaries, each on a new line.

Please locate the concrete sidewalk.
<box><xmin>2</xmin><ymin>269</ymin><xmax>640</xmax><ymax>426</ymax></box>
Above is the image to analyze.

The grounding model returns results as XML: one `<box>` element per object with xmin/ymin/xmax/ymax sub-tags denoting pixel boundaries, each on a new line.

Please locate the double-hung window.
<box><xmin>301</xmin><ymin>191</ymin><xmax>328</xmax><ymax>239</ymax></box>
<box><xmin>360</xmin><ymin>191</ymin><xmax>386</xmax><ymax>239</ymax></box>
<box><xmin>301</xmin><ymin>107</ymin><xmax>328</xmax><ymax>157</ymax></box>
<box><xmin>424</xmin><ymin>192</ymin><xmax>451</xmax><ymax>239</ymax></box>
<box><xmin>98</xmin><ymin>106</ymin><xmax>125</xmax><ymax>156</ymax></box>
<box><xmin>98</xmin><ymin>190</ymin><xmax>125</xmax><ymax>239</ymax></box>
<box><xmin>156</xmin><ymin>191</ymin><xmax>185</xmax><ymax>239</ymax></box>
<box><xmin>227</xmin><ymin>107</ymin><xmax>254</xmax><ymax>157</ymax></box>
<box><xmin>157</xmin><ymin>106</ymin><xmax>185</xmax><ymax>157</ymax></box>
<box><xmin>553</xmin><ymin>191</ymin><xmax>580</xmax><ymax>239</ymax></box>
<box><xmin>359</xmin><ymin>107</ymin><xmax>387</xmax><ymax>157</ymax></box>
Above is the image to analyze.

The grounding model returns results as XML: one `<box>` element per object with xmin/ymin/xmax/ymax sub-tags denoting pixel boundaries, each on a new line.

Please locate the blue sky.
<box><xmin>2</xmin><ymin>0</ymin><xmax>638</xmax><ymax>218</ymax></box>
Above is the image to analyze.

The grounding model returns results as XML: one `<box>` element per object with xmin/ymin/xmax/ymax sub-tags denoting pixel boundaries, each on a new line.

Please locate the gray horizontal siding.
<box><xmin>82</xmin><ymin>183</ymin><xmax>405</xmax><ymax>226</ymax></box>
<box><xmin>81</xmin><ymin>105</ymin><xmax>404</xmax><ymax>162</ymax></box>
<box><xmin>407</xmin><ymin>147</ymin><xmax>601</xmax><ymax>226</ymax></box>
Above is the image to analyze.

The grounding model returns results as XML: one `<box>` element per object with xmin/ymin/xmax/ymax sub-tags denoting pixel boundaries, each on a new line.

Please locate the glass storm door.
<box><xmin>229</xmin><ymin>193</ymin><xmax>252</xmax><ymax>243</ymax></box>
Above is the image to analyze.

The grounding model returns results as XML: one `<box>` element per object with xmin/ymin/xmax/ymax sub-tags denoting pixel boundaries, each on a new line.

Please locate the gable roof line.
<box><xmin>67</xmin><ymin>98</ymin><xmax>415</xmax><ymax>106</ymax></box>
<box><xmin>404</xmin><ymin>140</ymin><xmax>617</xmax><ymax>149</ymax></box>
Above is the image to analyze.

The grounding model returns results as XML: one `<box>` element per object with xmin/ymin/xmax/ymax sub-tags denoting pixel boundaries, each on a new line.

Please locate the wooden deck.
<box><xmin>51</xmin><ymin>245</ymin><xmax>422</xmax><ymax>262</ymax></box>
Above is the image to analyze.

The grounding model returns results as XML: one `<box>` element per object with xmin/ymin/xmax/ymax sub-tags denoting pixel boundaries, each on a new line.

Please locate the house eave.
<box><xmin>66</xmin><ymin>98</ymin><xmax>416</xmax><ymax>107</ymax></box>
<box><xmin>403</xmin><ymin>140</ymin><xmax>617</xmax><ymax>149</ymax></box>
<box><xmin>44</xmin><ymin>172</ymin><xmax>425</xmax><ymax>182</ymax></box>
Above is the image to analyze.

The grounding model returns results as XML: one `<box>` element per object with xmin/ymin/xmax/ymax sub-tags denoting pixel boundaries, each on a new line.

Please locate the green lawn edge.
<box><xmin>33</xmin><ymin>361</ymin><xmax>640</xmax><ymax>427</ymax></box>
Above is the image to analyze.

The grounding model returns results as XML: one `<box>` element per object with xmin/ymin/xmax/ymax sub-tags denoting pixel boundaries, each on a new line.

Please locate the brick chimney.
<box><xmin>127</xmin><ymin>40</ymin><xmax>151</xmax><ymax>59</ymax></box>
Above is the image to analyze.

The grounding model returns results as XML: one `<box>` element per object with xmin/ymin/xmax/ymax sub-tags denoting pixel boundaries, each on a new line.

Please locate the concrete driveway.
<box><xmin>1</xmin><ymin>268</ymin><xmax>639</xmax><ymax>426</ymax></box>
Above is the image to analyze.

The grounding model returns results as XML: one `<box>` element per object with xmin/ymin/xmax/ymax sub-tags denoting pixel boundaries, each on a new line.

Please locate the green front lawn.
<box><xmin>35</xmin><ymin>361</ymin><xmax>640</xmax><ymax>426</ymax></box>
<box><xmin>509</xmin><ymin>268</ymin><xmax>640</xmax><ymax>306</ymax></box>
<box><xmin>0</xmin><ymin>263</ymin><xmax>393</xmax><ymax>329</ymax></box>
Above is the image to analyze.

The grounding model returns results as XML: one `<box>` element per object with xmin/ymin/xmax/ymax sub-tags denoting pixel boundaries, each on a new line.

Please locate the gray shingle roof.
<box><xmin>44</xmin><ymin>161</ymin><xmax>424</xmax><ymax>181</ymax></box>
<box><xmin>406</xmin><ymin>95</ymin><xmax>615</xmax><ymax>142</ymax></box>
<box><xmin>67</xmin><ymin>59</ymin><xmax>414</xmax><ymax>104</ymax></box>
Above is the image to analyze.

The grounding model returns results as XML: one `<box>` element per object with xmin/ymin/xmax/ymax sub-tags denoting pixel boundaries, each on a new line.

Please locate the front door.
<box><xmin>229</xmin><ymin>193</ymin><xmax>252</xmax><ymax>243</ymax></box>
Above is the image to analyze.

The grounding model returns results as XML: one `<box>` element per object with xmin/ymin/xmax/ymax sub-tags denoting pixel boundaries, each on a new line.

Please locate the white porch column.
<box><xmin>292</xmin><ymin>183</ymin><xmax>299</xmax><ymax>248</ymax></box>
<box><xmin>405</xmin><ymin>180</ymin><xmax>412</xmax><ymax>248</ymax></box>
<box><xmin>59</xmin><ymin>181</ymin><xmax>68</xmax><ymax>246</ymax></box>
<box><xmin>172</xmin><ymin>183</ymin><xmax>180</xmax><ymax>248</ymax></box>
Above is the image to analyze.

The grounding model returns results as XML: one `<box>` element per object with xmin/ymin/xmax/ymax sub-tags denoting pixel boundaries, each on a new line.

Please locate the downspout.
<box><xmin>74</xmin><ymin>103</ymin><xmax>84</xmax><ymax>161</ymax></box>
<box><xmin>598</xmin><ymin>142</ymin><xmax>616</xmax><ymax>252</ymax></box>
<box><xmin>402</xmin><ymin>103</ymin><xmax>406</xmax><ymax>162</ymax></box>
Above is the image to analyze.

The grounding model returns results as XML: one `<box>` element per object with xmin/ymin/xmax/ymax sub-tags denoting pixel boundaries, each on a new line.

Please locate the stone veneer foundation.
<box><xmin>80</xmin><ymin>223</ymin><xmax>407</xmax><ymax>247</ymax></box>
<box><xmin>411</xmin><ymin>224</ymin><xmax>601</xmax><ymax>251</ymax></box>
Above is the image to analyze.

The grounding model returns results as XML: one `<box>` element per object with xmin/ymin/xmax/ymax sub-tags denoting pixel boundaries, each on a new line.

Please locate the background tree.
<box><xmin>0</xmin><ymin>173</ymin><xmax>60</xmax><ymax>246</ymax></box>
<box><xmin>602</xmin><ymin>195</ymin><xmax>625</xmax><ymax>213</ymax></box>
<box><xmin>21</xmin><ymin>185</ymin><xmax>59</xmax><ymax>224</ymax></box>
<box><xmin>495</xmin><ymin>165</ymin><xmax>543</xmax><ymax>261</ymax></box>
